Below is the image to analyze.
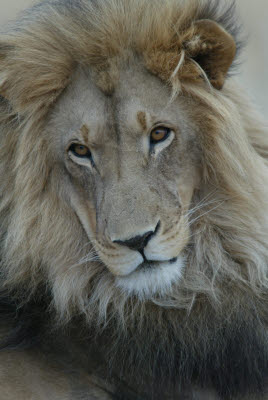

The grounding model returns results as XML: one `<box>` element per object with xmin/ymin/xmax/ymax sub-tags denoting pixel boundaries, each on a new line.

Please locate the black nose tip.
<box><xmin>114</xmin><ymin>230</ymin><xmax>154</xmax><ymax>252</ymax></box>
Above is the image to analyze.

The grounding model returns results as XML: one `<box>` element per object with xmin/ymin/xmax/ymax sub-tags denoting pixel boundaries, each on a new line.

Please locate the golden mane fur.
<box><xmin>1</xmin><ymin>0</ymin><xmax>268</xmax><ymax>398</ymax></box>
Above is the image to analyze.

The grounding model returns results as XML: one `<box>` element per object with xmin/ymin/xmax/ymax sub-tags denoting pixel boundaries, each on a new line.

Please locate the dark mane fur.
<box><xmin>2</xmin><ymin>292</ymin><xmax>268</xmax><ymax>399</ymax></box>
<box><xmin>0</xmin><ymin>289</ymin><xmax>50</xmax><ymax>351</ymax></box>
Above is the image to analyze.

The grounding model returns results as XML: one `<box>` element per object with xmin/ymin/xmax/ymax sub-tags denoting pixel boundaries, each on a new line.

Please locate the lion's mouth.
<box><xmin>136</xmin><ymin>256</ymin><xmax>178</xmax><ymax>271</ymax></box>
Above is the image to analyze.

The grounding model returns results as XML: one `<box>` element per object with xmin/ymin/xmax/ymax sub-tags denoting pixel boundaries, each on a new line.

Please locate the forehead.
<box><xmin>52</xmin><ymin>61</ymin><xmax>183</xmax><ymax>138</ymax></box>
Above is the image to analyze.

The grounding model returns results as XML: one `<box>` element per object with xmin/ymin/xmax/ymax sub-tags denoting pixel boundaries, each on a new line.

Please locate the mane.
<box><xmin>0</xmin><ymin>0</ymin><xmax>268</xmax><ymax>342</ymax></box>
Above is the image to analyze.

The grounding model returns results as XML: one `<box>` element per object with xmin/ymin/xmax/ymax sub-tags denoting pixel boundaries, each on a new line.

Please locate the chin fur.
<box><xmin>115</xmin><ymin>257</ymin><xmax>185</xmax><ymax>299</ymax></box>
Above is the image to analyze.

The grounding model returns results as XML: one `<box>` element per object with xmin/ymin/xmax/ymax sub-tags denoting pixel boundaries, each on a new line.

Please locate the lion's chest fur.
<box><xmin>0</xmin><ymin>347</ymin><xmax>266</xmax><ymax>400</ymax></box>
<box><xmin>2</xmin><ymin>296</ymin><xmax>267</xmax><ymax>400</ymax></box>
<box><xmin>0</xmin><ymin>348</ymin><xmax>222</xmax><ymax>400</ymax></box>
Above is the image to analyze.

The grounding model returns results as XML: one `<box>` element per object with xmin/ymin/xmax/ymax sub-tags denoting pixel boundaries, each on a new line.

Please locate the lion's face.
<box><xmin>49</xmin><ymin>61</ymin><xmax>200</xmax><ymax>298</ymax></box>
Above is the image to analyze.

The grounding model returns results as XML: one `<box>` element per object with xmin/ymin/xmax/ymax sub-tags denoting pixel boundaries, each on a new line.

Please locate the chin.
<box><xmin>115</xmin><ymin>256</ymin><xmax>185</xmax><ymax>299</ymax></box>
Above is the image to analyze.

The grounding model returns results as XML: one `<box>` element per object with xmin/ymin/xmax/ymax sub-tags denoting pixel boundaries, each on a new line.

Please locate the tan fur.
<box><xmin>0</xmin><ymin>0</ymin><xmax>268</xmax><ymax>399</ymax></box>
<box><xmin>80</xmin><ymin>124</ymin><xmax>90</xmax><ymax>144</ymax></box>
<box><xmin>137</xmin><ymin>111</ymin><xmax>147</xmax><ymax>131</ymax></box>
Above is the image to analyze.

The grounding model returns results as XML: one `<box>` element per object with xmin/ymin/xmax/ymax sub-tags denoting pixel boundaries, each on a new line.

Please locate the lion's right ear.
<box><xmin>144</xmin><ymin>18</ymin><xmax>237</xmax><ymax>91</ymax></box>
<box><xmin>183</xmin><ymin>19</ymin><xmax>237</xmax><ymax>90</ymax></box>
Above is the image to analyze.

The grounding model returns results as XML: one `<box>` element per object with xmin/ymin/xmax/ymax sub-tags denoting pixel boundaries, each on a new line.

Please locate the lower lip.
<box><xmin>138</xmin><ymin>257</ymin><xmax>178</xmax><ymax>270</ymax></box>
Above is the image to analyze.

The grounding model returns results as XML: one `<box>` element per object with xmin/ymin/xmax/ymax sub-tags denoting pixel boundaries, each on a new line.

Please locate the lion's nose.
<box><xmin>113</xmin><ymin>223</ymin><xmax>159</xmax><ymax>252</ymax></box>
<box><xmin>114</xmin><ymin>231</ymin><xmax>153</xmax><ymax>252</ymax></box>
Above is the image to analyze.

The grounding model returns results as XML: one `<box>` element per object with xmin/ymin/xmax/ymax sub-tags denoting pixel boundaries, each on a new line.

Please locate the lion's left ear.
<box><xmin>184</xmin><ymin>19</ymin><xmax>236</xmax><ymax>90</ymax></box>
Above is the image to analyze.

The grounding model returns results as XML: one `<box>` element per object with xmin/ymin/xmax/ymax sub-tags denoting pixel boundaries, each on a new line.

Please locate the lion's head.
<box><xmin>2</xmin><ymin>0</ymin><xmax>268</xmax><ymax>397</ymax></box>
<box><xmin>0</xmin><ymin>0</ymin><xmax>268</xmax><ymax>341</ymax></box>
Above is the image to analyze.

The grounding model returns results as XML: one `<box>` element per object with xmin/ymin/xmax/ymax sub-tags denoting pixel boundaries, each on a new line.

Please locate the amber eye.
<box><xmin>69</xmin><ymin>143</ymin><xmax>91</xmax><ymax>158</ymax></box>
<box><xmin>150</xmin><ymin>127</ymin><xmax>171</xmax><ymax>145</ymax></box>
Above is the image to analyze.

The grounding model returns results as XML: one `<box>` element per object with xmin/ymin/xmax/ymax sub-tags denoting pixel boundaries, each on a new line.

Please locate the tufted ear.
<box><xmin>144</xmin><ymin>18</ymin><xmax>237</xmax><ymax>91</ymax></box>
<box><xmin>184</xmin><ymin>19</ymin><xmax>236</xmax><ymax>90</ymax></box>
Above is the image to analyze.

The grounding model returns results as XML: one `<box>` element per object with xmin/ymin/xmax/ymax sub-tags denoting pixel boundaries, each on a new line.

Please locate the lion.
<box><xmin>0</xmin><ymin>0</ymin><xmax>268</xmax><ymax>399</ymax></box>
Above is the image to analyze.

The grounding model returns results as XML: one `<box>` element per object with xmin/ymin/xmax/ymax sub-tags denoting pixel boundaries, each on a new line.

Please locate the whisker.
<box><xmin>189</xmin><ymin>201</ymin><xmax>226</xmax><ymax>227</ymax></box>
<box><xmin>182</xmin><ymin>190</ymin><xmax>218</xmax><ymax>216</ymax></box>
<box><xmin>68</xmin><ymin>248</ymin><xmax>101</xmax><ymax>270</ymax></box>
<box><xmin>186</xmin><ymin>227</ymin><xmax>207</xmax><ymax>241</ymax></box>
<box><xmin>184</xmin><ymin>198</ymin><xmax>222</xmax><ymax>219</ymax></box>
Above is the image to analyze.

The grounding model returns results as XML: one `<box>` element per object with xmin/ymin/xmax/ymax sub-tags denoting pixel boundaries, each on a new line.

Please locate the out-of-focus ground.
<box><xmin>0</xmin><ymin>0</ymin><xmax>267</xmax><ymax>117</ymax></box>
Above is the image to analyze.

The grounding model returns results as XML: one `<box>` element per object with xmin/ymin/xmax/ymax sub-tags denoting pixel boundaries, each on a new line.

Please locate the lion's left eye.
<box><xmin>69</xmin><ymin>143</ymin><xmax>91</xmax><ymax>158</ymax></box>
<box><xmin>150</xmin><ymin>127</ymin><xmax>171</xmax><ymax>145</ymax></box>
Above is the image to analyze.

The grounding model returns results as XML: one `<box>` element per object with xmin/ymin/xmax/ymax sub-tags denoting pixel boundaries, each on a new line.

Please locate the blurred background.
<box><xmin>0</xmin><ymin>0</ymin><xmax>267</xmax><ymax>118</ymax></box>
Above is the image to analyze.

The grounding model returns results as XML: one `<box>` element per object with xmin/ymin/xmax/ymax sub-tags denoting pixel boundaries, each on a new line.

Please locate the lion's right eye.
<box><xmin>69</xmin><ymin>143</ymin><xmax>92</xmax><ymax>159</ymax></box>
